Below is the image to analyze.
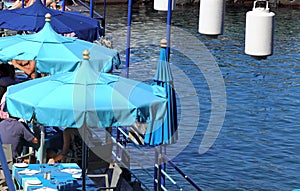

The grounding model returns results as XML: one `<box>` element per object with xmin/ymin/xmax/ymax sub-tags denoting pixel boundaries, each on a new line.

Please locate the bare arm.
<box><xmin>11</xmin><ymin>60</ymin><xmax>36</xmax><ymax>79</ymax></box>
<box><xmin>25</xmin><ymin>0</ymin><xmax>35</xmax><ymax>7</ymax></box>
<box><xmin>8</xmin><ymin>0</ymin><xmax>22</xmax><ymax>9</ymax></box>
<box><xmin>48</xmin><ymin>129</ymin><xmax>72</xmax><ymax>163</ymax></box>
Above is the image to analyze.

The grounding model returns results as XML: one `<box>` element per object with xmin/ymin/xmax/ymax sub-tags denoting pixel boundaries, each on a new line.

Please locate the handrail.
<box><xmin>73</xmin><ymin>0</ymin><xmax>105</xmax><ymax>35</ymax></box>
<box><xmin>163</xmin><ymin>154</ymin><xmax>202</xmax><ymax>191</ymax></box>
<box><xmin>110</xmin><ymin>135</ymin><xmax>152</xmax><ymax>191</ymax></box>
<box><xmin>74</xmin><ymin>0</ymin><xmax>103</xmax><ymax>19</ymax></box>
<box><xmin>155</xmin><ymin>164</ymin><xmax>183</xmax><ymax>190</ymax></box>
<box><xmin>117</xmin><ymin>126</ymin><xmax>202</xmax><ymax>191</ymax></box>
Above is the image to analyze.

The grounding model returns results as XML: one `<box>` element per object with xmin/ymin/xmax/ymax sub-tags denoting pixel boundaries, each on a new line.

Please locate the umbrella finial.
<box><xmin>45</xmin><ymin>13</ymin><xmax>51</xmax><ymax>22</ymax></box>
<box><xmin>83</xmin><ymin>50</ymin><xmax>90</xmax><ymax>60</ymax></box>
<box><xmin>160</xmin><ymin>39</ymin><xmax>167</xmax><ymax>48</ymax></box>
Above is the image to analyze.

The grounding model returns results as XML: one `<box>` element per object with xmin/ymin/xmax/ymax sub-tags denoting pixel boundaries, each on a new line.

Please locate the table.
<box><xmin>13</xmin><ymin>163</ymin><xmax>100</xmax><ymax>191</ymax></box>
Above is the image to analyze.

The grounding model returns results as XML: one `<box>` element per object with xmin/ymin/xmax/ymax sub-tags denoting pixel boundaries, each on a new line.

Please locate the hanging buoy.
<box><xmin>198</xmin><ymin>0</ymin><xmax>225</xmax><ymax>36</ymax></box>
<box><xmin>245</xmin><ymin>0</ymin><xmax>275</xmax><ymax>57</ymax></box>
<box><xmin>154</xmin><ymin>0</ymin><xmax>176</xmax><ymax>11</ymax></box>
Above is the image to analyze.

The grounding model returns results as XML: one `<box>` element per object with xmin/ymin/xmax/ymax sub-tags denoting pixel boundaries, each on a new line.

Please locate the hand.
<box><xmin>32</xmin><ymin>137</ymin><xmax>39</xmax><ymax>144</ymax></box>
<box><xmin>48</xmin><ymin>158</ymin><xmax>55</xmax><ymax>164</ymax></box>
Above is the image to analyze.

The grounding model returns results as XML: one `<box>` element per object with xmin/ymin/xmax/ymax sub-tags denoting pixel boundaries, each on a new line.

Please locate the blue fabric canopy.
<box><xmin>0</xmin><ymin>14</ymin><xmax>120</xmax><ymax>75</ymax></box>
<box><xmin>144</xmin><ymin>45</ymin><xmax>178</xmax><ymax>145</ymax></box>
<box><xmin>0</xmin><ymin>0</ymin><xmax>102</xmax><ymax>42</ymax></box>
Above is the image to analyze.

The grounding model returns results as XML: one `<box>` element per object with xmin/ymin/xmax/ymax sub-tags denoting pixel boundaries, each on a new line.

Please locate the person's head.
<box><xmin>0</xmin><ymin>64</ymin><xmax>15</xmax><ymax>80</ymax></box>
<box><xmin>0</xmin><ymin>64</ymin><xmax>9</xmax><ymax>77</ymax></box>
<box><xmin>7</xmin><ymin>64</ymin><xmax>15</xmax><ymax>80</ymax></box>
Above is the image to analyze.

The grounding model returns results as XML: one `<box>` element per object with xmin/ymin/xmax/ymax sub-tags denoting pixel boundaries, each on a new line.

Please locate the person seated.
<box><xmin>56</xmin><ymin>1</ymin><xmax>71</xmax><ymax>11</ymax></box>
<box><xmin>47</xmin><ymin>127</ymin><xmax>112</xmax><ymax>168</ymax></box>
<box><xmin>8</xmin><ymin>0</ymin><xmax>35</xmax><ymax>9</ymax></box>
<box><xmin>0</xmin><ymin>117</ymin><xmax>39</xmax><ymax>163</ymax></box>
<box><xmin>10</xmin><ymin>60</ymin><xmax>37</xmax><ymax>79</ymax></box>
<box><xmin>47</xmin><ymin>128</ymin><xmax>83</xmax><ymax>166</ymax></box>
<box><xmin>0</xmin><ymin>64</ymin><xmax>16</xmax><ymax>100</ymax></box>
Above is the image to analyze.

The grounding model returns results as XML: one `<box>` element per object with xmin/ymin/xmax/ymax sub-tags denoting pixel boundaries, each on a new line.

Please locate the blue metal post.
<box><xmin>161</xmin><ymin>145</ymin><xmax>166</xmax><ymax>187</ymax></box>
<box><xmin>166</xmin><ymin>0</ymin><xmax>172</xmax><ymax>62</ymax></box>
<box><xmin>159</xmin><ymin>0</ymin><xmax>173</xmax><ymax>188</ymax></box>
<box><xmin>103</xmin><ymin>0</ymin><xmax>107</xmax><ymax>36</ymax></box>
<box><xmin>89</xmin><ymin>0</ymin><xmax>94</xmax><ymax>18</ymax></box>
<box><xmin>125</xmin><ymin>0</ymin><xmax>132</xmax><ymax>78</ymax></box>
<box><xmin>116</xmin><ymin>127</ymin><xmax>121</xmax><ymax>158</ymax></box>
<box><xmin>154</xmin><ymin>148</ymin><xmax>158</xmax><ymax>191</ymax></box>
<box><xmin>62</xmin><ymin>0</ymin><xmax>65</xmax><ymax>11</ymax></box>
<box><xmin>0</xmin><ymin>137</ymin><xmax>16</xmax><ymax>191</ymax></box>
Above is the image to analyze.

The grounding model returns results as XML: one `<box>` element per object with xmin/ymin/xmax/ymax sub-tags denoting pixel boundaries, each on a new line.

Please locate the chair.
<box><xmin>87</xmin><ymin>162</ymin><xmax>122</xmax><ymax>191</ymax></box>
<box><xmin>0</xmin><ymin>143</ymin><xmax>32</xmax><ymax>191</ymax></box>
<box><xmin>0</xmin><ymin>144</ymin><xmax>14</xmax><ymax>191</ymax></box>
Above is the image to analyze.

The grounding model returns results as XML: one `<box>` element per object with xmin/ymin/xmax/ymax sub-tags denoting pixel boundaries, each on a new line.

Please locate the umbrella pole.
<box><xmin>39</xmin><ymin>125</ymin><xmax>45</xmax><ymax>163</ymax></box>
<box><xmin>81</xmin><ymin>127</ymin><xmax>87</xmax><ymax>191</ymax></box>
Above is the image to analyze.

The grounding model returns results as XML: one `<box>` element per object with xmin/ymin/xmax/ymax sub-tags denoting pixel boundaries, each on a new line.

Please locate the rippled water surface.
<box><xmin>94</xmin><ymin>3</ymin><xmax>300</xmax><ymax>191</ymax></box>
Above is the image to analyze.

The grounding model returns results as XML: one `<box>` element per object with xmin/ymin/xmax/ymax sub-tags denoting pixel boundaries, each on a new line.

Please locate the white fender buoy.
<box><xmin>154</xmin><ymin>0</ymin><xmax>176</xmax><ymax>11</ymax></box>
<box><xmin>245</xmin><ymin>0</ymin><xmax>275</xmax><ymax>57</ymax></box>
<box><xmin>198</xmin><ymin>0</ymin><xmax>225</xmax><ymax>36</ymax></box>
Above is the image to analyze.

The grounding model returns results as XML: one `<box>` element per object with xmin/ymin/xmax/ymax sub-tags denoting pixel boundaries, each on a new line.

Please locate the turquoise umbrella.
<box><xmin>6</xmin><ymin>50</ymin><xmax>167</xmax><ymax>128</ymax></box>
<box><xmin>6</xmin><ymin>50</ymin><xmax>167</xmax><ymax>189</ymax></box>
<box><xmin>144</xmin><ymin>39</ymin><xmax>178</xmax><ymax>145</ymax></box>
<box><xmin>0</xmin><ymin>14</ymin><xmax>120</xmax><ymax>75</ymax></box>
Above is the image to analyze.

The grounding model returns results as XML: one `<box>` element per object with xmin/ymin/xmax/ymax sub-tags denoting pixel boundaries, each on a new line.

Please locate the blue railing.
<box><xmin>117</xmin><ymin>126</ymin><xmax>202</xmax><ymax>191</ymax></box>
<box><xmin>70</xmin><ymin>0</ymin><xmax>105</xmax><ymax>35</ymax></box>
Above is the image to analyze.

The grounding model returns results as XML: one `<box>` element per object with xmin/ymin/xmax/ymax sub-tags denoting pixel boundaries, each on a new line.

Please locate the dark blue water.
<box><xmin>95</xmin><ymin>3</ymin><xmax>300</xmax><ymax>191</ymax></box>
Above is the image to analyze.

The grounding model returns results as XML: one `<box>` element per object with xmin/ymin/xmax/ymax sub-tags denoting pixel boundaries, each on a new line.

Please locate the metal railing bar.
<box><xmin>75</xmin><ymin>0</ymin><xmax>103</xmax><ymax>20</ymax></box>
<box><xmin>164</xmin><ymin>157</ymin><xmax>202</xmax><ymax>191</ymax></box>
<box><xmin>116</xmin><ymin>126</ymin><xmax>202</xmax><ymax>190</ymax></box>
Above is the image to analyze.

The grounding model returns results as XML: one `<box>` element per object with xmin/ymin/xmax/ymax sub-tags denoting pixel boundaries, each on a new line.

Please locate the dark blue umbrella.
<box><xmin>0</xmin><ymin>0</ymin><xmax>102</xmax><ymax>42</ymax></box>
<box><xmin>144</xmin><ymin>39</ymin><xmax>178</xmax><ymax>146</ymax></box>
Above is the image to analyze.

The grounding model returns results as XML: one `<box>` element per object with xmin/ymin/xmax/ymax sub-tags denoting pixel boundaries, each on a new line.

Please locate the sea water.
<box><xmin>95</xmin><ymin>3</ymin><xmax>300</xmax><ymax>191</ymax></box>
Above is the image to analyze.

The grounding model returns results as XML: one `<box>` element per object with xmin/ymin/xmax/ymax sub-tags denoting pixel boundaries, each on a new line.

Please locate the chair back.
<box><xmin>0</xmin><ymin>144</ymin><xmax>12</xmax><ymax>170</ymax></box>
<box><xmin>110</xmin><ymin>163</ymin><xmax>122</xmax><ymax>188</ymax></box>
<box><xmin>0</xmin><ymin>139</ymin><xmax>16</xmax><ymax>191</ymax></box>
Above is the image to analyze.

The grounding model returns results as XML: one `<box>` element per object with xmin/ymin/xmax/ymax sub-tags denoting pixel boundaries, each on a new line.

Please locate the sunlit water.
<box><xmin>94</xmin><ymin>3</ymin><xmax>300</xmax><ymax>191</ymax></box>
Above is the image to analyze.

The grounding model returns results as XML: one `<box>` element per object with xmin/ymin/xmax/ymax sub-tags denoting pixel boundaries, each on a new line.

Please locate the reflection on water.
<box><xmin>95</xmin><ymin>3</ymin><xmax>300</xmax><ymax>190</ymax></box>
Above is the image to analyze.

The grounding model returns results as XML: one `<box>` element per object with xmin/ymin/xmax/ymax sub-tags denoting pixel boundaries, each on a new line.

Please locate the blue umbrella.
<box><xmin>0</xmin><ymin>0</ymin><xmax>102</xmax><ymax>42</ymax></box>
<box><xmin>6</xmin><ymin>50</ymin><xmax>167</xmax><ymax>129</ymax></box>
<box><xmin>0</xmin><ymin>14</ymin><xmax>120</xmax><ymax>75</ymax></box>
<box><xmin>144</xmin><ymin>39</ymin><xmax>178</xmax><ymax>146</ymax></box>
